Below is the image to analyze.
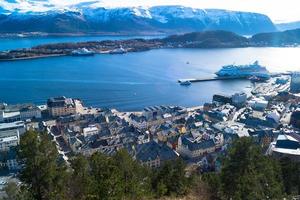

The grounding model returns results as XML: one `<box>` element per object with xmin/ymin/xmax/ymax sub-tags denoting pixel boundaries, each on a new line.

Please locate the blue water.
<box><xmin>0</xmin><ymin>37</ymin><xmax>300</xmax><ymax>110</ymax></box>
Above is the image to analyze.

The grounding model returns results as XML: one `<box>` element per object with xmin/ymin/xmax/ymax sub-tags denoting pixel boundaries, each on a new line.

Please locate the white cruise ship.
<box><xmin>215</xmin><ymin>61</ymin><xmax>270</xmax><ymax>79</ymax></box>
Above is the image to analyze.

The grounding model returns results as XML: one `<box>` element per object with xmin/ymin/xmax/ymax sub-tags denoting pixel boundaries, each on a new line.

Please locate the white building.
<box><xmin>0</xmin><ymin>104</ymin><xmax>42</xmax><ymax>122</ymax></box>
<box><xmin>232</xmin><ymin>92</ymin><xmax>247</xmax><ymax>107</ymax></box>
<box><xmin>268</xmin><ymin>134</ymin><xmax>300</xmax><ymax>161</ymax></box>
<box><xmin>0</xmin><ymin>111</ymin><xmax>20</xmax><ymax>123</ymax></box>
<box><xmin>248</xmin><ymin>97</ymin><xmax>268</xmax><ymax>111</ymax></box>
<box><xmin>267</xmin><ymin>110</ymin><xmax>281</xmax><ymax>123</ymax></box>
<box><xmin>83</xmin><ymin>125</ymin><xmax>99</xmax><ymax>138</ymax></box>
<box><xmin>0</xmin><ymin>129</ymin><xmax>20</xmax><ymax>151</ymax></box>
<box><xmin>0</xmin><ymin>121</ymin><xmax>26</xmax><ymax>135</ymax></box>
<box><xmin>19</xmin><ymin>105</ymin><xmax>42</xmax><ymax>120</ymax></box>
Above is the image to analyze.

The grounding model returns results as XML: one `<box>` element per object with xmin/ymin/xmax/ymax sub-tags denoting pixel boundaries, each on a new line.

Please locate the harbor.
<box><xmin>178</xmin><ymin>72</ymin><xmax>292</xmax><ymax>84</ymax></box>
<box><xmin>178</xmin><ymin>61</ymin><xmax>292</xmax><ymax>85</ymax></box>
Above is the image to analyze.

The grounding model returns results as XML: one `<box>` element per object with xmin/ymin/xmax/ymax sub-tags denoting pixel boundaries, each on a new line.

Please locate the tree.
<box><xmin>112</xmin><ymin>149</ymin><xmax>152</xmax><ymax>199</ymax></box>
<box><xmin>89</xmin><ymin>152</ymin><xmax>123</xmax><ymax>200</ymax></box>
<box><xmin>153</xmin><ymin>159</ymin><xmax>189</xmax><ymax>197</ymax></box>
<box><xmin>279</xmin><ymin>157</ymin><xmax>300</xmax><ymax>195</ymax></box>
<box><xmin>68</xmin><ymin>155</ymin><xmax>93</xmax><ymax>200</ymax></box>
<box><xmin>18</xmin><ymin>130</ymin><xmax>69</xmax><ymax>200</ymax></box>
<box><xmin>220</xmin><ymin>137</ymin><xmax>284</xmax><ymax>200</ymax></box>
<box><xmin>3</xmin><ymin>182</ymin><xmax>34</xmax><ymax>200</ymax></box>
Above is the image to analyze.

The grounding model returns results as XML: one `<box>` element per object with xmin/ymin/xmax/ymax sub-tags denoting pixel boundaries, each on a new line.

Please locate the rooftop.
<box><xmin>0</xmin><ymin>121</ymin><xmax>24</xmax><ymax>130</ymax></box>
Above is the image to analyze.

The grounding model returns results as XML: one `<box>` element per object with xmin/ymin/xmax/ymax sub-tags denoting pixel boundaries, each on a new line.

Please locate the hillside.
<box><xmin>162</xmin><ymin>31</ymin><xmax>249</xmax><ymax>48</ymax></box>
<box><xmin>251</xmin><ymin>28</ymin><xmax>300</xmax><ymax>46</ymax></box>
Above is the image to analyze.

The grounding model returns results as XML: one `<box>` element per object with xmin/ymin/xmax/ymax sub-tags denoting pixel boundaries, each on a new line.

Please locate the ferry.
<box><xmin>215</xmin><ymin>61</ymin><xmax>270</xmax><ymax>79</ymax></box>
<box><xmin>71</xmin><ymin>48</ymin><xmax>95</xmax><ymax>56</ymax></box>
<box><xmin>109</xmin><ymin>46</ymin><xmax>127</xmax><ymax>54</ymax></box>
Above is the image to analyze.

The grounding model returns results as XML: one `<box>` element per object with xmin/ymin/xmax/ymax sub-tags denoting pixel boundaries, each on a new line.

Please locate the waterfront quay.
<box><xmin>178</xmin><ymin>72</ymin><xmax>292</xmax><ymax>84</ymax></box>
<box><xmin>0</xmin><ymin>73</ymin><xmax>300</xmax><ymax>184</ymax></box>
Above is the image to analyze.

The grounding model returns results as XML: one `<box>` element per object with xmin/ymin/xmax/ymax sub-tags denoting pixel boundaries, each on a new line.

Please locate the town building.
<box><xmin>6</xmin><ymin>148</ymin><xmax>19</xmax><ymax>171</ymax></box>
<box><xmin>0</xmin><ymin>111</ymin><xmax>20</xmax><ymax>123</ymax></box>
<box><xmin>0</xmin><ymin>103</ymin><xmax>42</xmax><ymax>122</ymax></box>
<box><xmin>232</xmin><ymin>92</ymin><xmax>247</xmax><ymax>107</ymax></box>
<box><xmin>19</xmin><ymin>105</ymin><xmax>42</xmax><ymax>120</ymax></box>
<box><xmin>47</xmin><ymin>96</ymin><xmax>76</xmax><ymax>117</ymax></box>
<box><xmin>83</xmin><ymin>125</ymin><xmax>99</xmax><ymax>138</ymax></box>
<box><xmin>134</xmin><ymin>141</ymin><xmax>178</xmax><ymax>168</ymax></box>
<box><xmin>212</xmin><ymin>94</ymin><xmax>232</xmax><ymax>105</ymax></box>
<box><xmin>177</xmin><ymin>134</ymin><xmax>216</xmax><ymax>159</ymax></box>
<box><xmin>0</xmin><ymin>130</ymin><xmax>20</xmax><ymax>151</ymax></box>
<box><xmin>290</xmin><ymin>72</ymin><xmax>300</xmax><ymax>93</ymax></box>
<box><xmin>0</xmin><ymin>121</ymin><xmax>25</xmax><ymax>136</ymax></box>
<box><xmin>291</xmin><ymin>109</ymin><xmax>300</xmax><ymax>128</ymax></box>
<box><xmin>248</xmin><ymin>97</ymin><xmax>268</xmax><ymax>111</ymax></box>
<box><xmin>269</xmin><ymin>133</ymin><xmax>300</xmax><ymax>161</ymax></box>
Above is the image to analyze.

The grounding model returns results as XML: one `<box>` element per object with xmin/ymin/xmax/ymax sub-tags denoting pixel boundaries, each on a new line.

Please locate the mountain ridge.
<box><xmin>0</xmin><ymin>6</ymin><xmax>277</xmax><ymax>35</ymax></box>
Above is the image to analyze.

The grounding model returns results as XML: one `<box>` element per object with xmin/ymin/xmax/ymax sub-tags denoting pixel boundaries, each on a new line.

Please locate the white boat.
<box><xmin>109</xmin><ymin>46</ymin><xmax>127</xmax><ymax>54</ymax></box>
<box><xmin>71</xmin><ymin>48</ymin><xmax>95</xmax><ymax>56</ymax></box>
<box><xmin>215</xmin><ymin>61</ymin><xmax>270</xmax><ymax>79</ymax></box>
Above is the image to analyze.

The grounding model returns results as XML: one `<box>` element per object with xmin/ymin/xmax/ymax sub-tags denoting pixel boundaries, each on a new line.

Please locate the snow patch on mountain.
<box><xmin>0</xmin><ymin>4</ymin><xmax>277</xmax><ymax>35</ymax></box>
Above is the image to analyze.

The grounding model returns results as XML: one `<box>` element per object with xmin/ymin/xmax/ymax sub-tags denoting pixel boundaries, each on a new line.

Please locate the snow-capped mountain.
<box><xmin>0</xmin><ymin>5</ymin><xmax>277</xmax><ymax>35</ymax></box>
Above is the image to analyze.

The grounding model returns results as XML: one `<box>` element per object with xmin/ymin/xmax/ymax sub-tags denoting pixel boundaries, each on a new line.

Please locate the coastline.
<box><xmin>1</xmin><ymin>30</ymin><xmax>300</xmax><ymax>62</ymax></box>
<box><xmin>0</xmin><ymin>54</ymin><xmax>67</xmax><ymax>61</ymax></box>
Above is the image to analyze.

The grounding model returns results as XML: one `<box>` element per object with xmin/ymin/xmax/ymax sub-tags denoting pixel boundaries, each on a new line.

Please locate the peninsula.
<box><xmin>0</xmin><ymin>29</ymin><xmax>299</xmax><ymax>61</ymax></box>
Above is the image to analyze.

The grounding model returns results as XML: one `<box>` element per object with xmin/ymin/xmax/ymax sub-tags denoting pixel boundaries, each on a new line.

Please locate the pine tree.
<box><xmin>69</xmin><ymin>155</ymin><xmax>93</xmax><ymax>200</ymax></box>
<box><xmin>112</xmin><ymin>149</ymin><xmax>152</xmax><ymax>199</ymax></box>
<box><xmin>18</xmin><ymin>131</ymin><xmax>69</xmax><ymax>200</ymax></box>
<box><xmin>220</xmin><ymin>137</ymin><xmax>284</xmax><ymax>200</ymax></box>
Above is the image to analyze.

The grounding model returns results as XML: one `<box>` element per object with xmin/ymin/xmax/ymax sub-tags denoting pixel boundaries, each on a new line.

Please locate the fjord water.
<box><xmin>0</xmin><ymin>37</ymin><xmax>299</xmax><ymax>110</ymax></box>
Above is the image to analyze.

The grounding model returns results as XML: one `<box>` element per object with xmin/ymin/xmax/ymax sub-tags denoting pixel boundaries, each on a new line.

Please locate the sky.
<box><xmin>0</xmin><ymin>0</ymin><xmax>299</xmax><ymax>22</ymax></box>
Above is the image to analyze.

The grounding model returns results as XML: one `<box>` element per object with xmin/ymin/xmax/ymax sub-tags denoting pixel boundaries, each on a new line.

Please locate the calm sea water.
<box><xmin>0</xmin><ymin>36</ymin><xmax>299</xmax><ymax>111</ymax></box>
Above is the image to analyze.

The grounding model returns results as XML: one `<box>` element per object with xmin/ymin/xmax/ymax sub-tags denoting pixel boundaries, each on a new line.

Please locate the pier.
<box><xmin>178</xmin><ymin>72</ymin><xmax>292</xmax><ymax>84</ymax></box>
<box><xmin>178</xmin><ymin>77</ymin><xmax>244</xmax><ymax>83</ymax></box>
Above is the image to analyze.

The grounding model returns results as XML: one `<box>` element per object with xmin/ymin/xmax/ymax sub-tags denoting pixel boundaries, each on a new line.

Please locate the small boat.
<box><xmin>180</xmin><ymin>80</ymin><xmax>192</xmax><ymax>86</ymax></box>
<box><xmin>248</xmin><ymin>75</ymin><xmax>268</xmax><ymax>82</ymax></box>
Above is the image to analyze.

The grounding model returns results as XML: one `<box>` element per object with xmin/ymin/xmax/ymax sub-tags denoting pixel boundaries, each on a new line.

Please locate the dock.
<box><xmin>178</xmin><ymin>72</ymin><xmax>292</xmax><ymax>84</ymax></box>
<box><xmin>178</xmin><ymin>77</ymin><xmax>245</xmax><ymax>83</ymax></box>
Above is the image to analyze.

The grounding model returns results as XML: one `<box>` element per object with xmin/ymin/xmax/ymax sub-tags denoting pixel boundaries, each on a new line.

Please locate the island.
<box><xmin>0</xmin><ymin>29</ymin><xmax>299</xmax><ymax>61</ymax></box>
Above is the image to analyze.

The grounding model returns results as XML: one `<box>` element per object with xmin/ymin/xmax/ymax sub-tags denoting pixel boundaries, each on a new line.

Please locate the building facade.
<box><xmin>47</xmin><ymin>96</ymin><xmax>76</xmax><ymax>117</ymax></box>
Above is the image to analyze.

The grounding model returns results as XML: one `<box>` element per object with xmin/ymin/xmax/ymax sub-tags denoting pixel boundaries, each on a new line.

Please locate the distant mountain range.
<box><xmin>276</xmin><ymin>21</ymin><xmax>300</xmax><ymax>31</ymax></box>
<box><xmin>0</xmin><ymin>6</ymin><xmax>277</xmax><ymax>35</ymax></box>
